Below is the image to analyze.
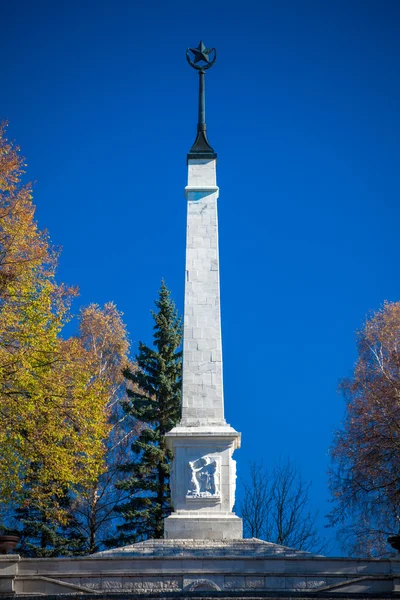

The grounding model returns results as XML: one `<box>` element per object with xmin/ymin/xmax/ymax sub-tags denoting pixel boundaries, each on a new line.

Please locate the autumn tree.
<box><xmin>240</xmin><ymin>459</ymin><xmax>326</xmax><ymax>553</ymax></box>
<box><xmin>68</xmin><ymin>303</ymin><xmax>134</xmax><ymax>554</ymax></box>
<box><xmin>8</xmin><ymin>303</ymin><xmax>133</xmax><ymax>556</ymax></box>
<box><xmin>112</xmin><ymin>282</ymin><xmax>182</xmax><ymax>544</ymax></box>
<box><xmin>329</xmin><ymin>302</ymin><xmax>400</xmax><ymax>557</ymax></box>
<box><xmin>0</xmin><ymin>123</ymin><xmax>114</xmax><ymax>521</ymax></box>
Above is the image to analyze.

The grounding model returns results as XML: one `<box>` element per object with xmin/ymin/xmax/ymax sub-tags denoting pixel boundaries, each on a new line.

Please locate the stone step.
<box><xmin>93</xmin><ymin>538</ymin><xmax>317</xmax><ymax>558</ymax></box>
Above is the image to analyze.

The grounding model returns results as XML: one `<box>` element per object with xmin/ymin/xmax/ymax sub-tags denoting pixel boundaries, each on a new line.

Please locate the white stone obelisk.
<box><xmin>164</xmin><ymin>42</ymin><xmax>242</xmax><ymax>540</ymax></box>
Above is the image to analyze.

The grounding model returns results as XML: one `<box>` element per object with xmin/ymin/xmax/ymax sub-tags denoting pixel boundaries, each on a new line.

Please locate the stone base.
<box><xmin>164</xmin><ymin>513</ymin><xmax>243</xmax><ymax>540</ymax></box>
<box><xmin>6</xmin><ymin>539</ymin><xmax>399</xmax><ymax>596</ymax></box>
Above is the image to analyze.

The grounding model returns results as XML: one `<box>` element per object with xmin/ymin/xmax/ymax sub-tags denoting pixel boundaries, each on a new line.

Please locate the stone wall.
<box><xmin>1</xmin><ymin>539</ymin><xmax>400</xmax><ymax>596</ymax></box>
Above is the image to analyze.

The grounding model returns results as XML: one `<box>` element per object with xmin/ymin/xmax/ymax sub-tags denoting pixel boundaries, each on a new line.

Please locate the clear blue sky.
<box><xmin>2</xmin><ymin>0</ymin><xmax>400</xmax><ymax>553</ymax></box>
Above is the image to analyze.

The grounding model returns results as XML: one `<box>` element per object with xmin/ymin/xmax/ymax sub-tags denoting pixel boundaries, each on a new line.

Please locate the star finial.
<box><xmin>186</xmin><ymin>41</ymin><xmax>216</xmax><ymax>71</ymax></box>
<box><xmin>186</xmin><ymin>41</ymin><xmax>217</xmax><ymax>160</ymax></box>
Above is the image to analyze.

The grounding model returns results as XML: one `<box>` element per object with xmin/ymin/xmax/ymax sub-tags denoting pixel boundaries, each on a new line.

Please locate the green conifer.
<box><xmin>15</xmin><ymin>490</ymin><xmax>85</xmax><ymax>557</ymax></box>
<box><xmin>115</xmin><ymin>281</ymin><xmax>182</xmax><ymax>542</ymax></box>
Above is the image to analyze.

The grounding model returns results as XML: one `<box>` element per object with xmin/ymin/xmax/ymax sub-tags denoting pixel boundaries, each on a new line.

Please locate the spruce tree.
<box><xmin>114</xmin><ymin>281</ymin><xmax>182</xmax><ymax>542</ymax></box>
<box><xmin>15</xmin><ymin>489</ymin><xmax>85</xmax><ymax>557</ymax></box>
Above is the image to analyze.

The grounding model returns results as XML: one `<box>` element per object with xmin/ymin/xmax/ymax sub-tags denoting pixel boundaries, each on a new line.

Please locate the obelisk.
<box><xmin>164</xmin><ymin>42</ymin><xmax>242</xmax><ymax>540</ymax></box>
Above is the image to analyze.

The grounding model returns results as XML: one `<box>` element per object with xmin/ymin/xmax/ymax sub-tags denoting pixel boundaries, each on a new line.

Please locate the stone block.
<box><xmin>183</xmin><ymin>576</ymin><xmax>223</xmax><ymax>591</ymax></box>
<box><xmin>306</xmin><ymin>578</ymin><xmax>326</xmax><ymax>589</ymax></box>
<box><xmin>0</xmin><ymin>577</ymin><xmax>14</xmax><ymax>594</ymax></box>
<box><xmin>79</xmin><ymin>579</ymin><xmax>101</xmax><ymax>590</ymax></box>
<box><xmin>101</xmin><ymin>577</ymin><xmax>123</xmax><ymax>589</ymax></box>
<box><xmin>325</xmin><ymin>576</ymin><xmax>346</xmax><ymax>586</ymax></box>
<box><xmin>224</xmin><ymin>576</ymin><xmax>245</xmax><ymax>589</ymax></box>
<box><xmin>286</xmin><ymin>576</ymin><xmax>307</xmax><ymax>590</ymax></box>
<box><xmin>245</xmin><ymin>577</ymin><xmax>265</xmax><ymax>589</ymax></box>
<box><xmin>145</xmin><ymin>577</ymin><xmax>181</xmax><ymax>591</ymax></box>
<box><xmin>0</xmin><ymin>558</ymin><xmax>19</xmax><ymax>577</ymax></box>
<box><xmin>264</xmin><ymin>576</ymin><xmax>285</xmax><ymax>589</ymax></box>
<box><xmin>307</xmin><ymin>558</ymin><xmax>357</xmax><ymax>574</ymax></box>
<box><xmin>164</xmin><ymin>514</ymin><xmax>242</xmax><ymax>540</ymax></box>
<box><xmin>121</xmin><ymin>580</ymin><xmax>138</xmax><ymax>590</ymax></box>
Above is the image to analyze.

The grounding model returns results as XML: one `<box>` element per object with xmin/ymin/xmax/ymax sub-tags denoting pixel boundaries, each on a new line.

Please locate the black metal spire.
<box><xmin>186</xmin><ymin>41</ymin><xmax>217</xmax><ymax>161</ymax></box>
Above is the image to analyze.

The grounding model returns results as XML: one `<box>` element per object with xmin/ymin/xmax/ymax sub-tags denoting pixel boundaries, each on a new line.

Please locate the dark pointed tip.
<box><xmin>187</xmin><ymin>129</ymin><xmax>216</xmax><ymax>162</ymax></box>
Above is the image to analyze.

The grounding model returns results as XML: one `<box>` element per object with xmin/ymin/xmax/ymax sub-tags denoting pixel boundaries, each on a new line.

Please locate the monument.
<box><xmin>164</xmin><ymin>40</ymin><xmax>242</xmax><ymax>541</ymax></box>
<box><xmin>0</xmin><ymin>42</ymin><xmax>399</xmax><ymax>598</ymax></box>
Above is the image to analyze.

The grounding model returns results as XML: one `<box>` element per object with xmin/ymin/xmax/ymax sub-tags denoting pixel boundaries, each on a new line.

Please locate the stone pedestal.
<box><xmin>164</xmin><ymin>426</ymin><xmax>242</xmax><ymax>540</ymax></box>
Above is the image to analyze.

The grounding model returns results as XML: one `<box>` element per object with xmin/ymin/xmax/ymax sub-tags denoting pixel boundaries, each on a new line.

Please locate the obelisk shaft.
<box><xmin>181</xmin><ymin>160</ymin><xmax>224</xmax><ymax>426</ymax></box>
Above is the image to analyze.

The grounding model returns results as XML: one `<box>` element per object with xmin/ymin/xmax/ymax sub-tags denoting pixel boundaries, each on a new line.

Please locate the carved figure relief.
<box><xmin>187</xmin><ymin>455</ymin><xmax>220</xmax><ymax>498</ymax></box>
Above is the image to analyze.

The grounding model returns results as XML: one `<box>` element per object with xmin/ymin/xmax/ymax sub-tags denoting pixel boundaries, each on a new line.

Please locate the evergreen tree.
<box><xmin>114</xmin><ymin>282</ymin><xmax>182</xmax><ymax>543</ymax></box>
<box><xmin>15</xmin><ymin>488</ymin><xmax>85</xmax><ymax>557</ymax></box>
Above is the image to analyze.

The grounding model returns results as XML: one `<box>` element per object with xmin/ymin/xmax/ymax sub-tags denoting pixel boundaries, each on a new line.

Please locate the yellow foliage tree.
<box><xmin>0</xmin><ymin>123</ymin><xmax>119</xmax><ymax>518</ymax></box>
<box><xmin>69</xmin><ymin>303</ymin><xmax>133</xmax><ymax>553</ymax></box>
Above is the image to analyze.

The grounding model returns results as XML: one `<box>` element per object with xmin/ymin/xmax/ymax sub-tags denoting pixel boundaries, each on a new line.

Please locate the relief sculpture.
<box><xmin>187</xmin><ymin>455</ymin><xmax>220</xmax><ymax>498</ymax></box>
